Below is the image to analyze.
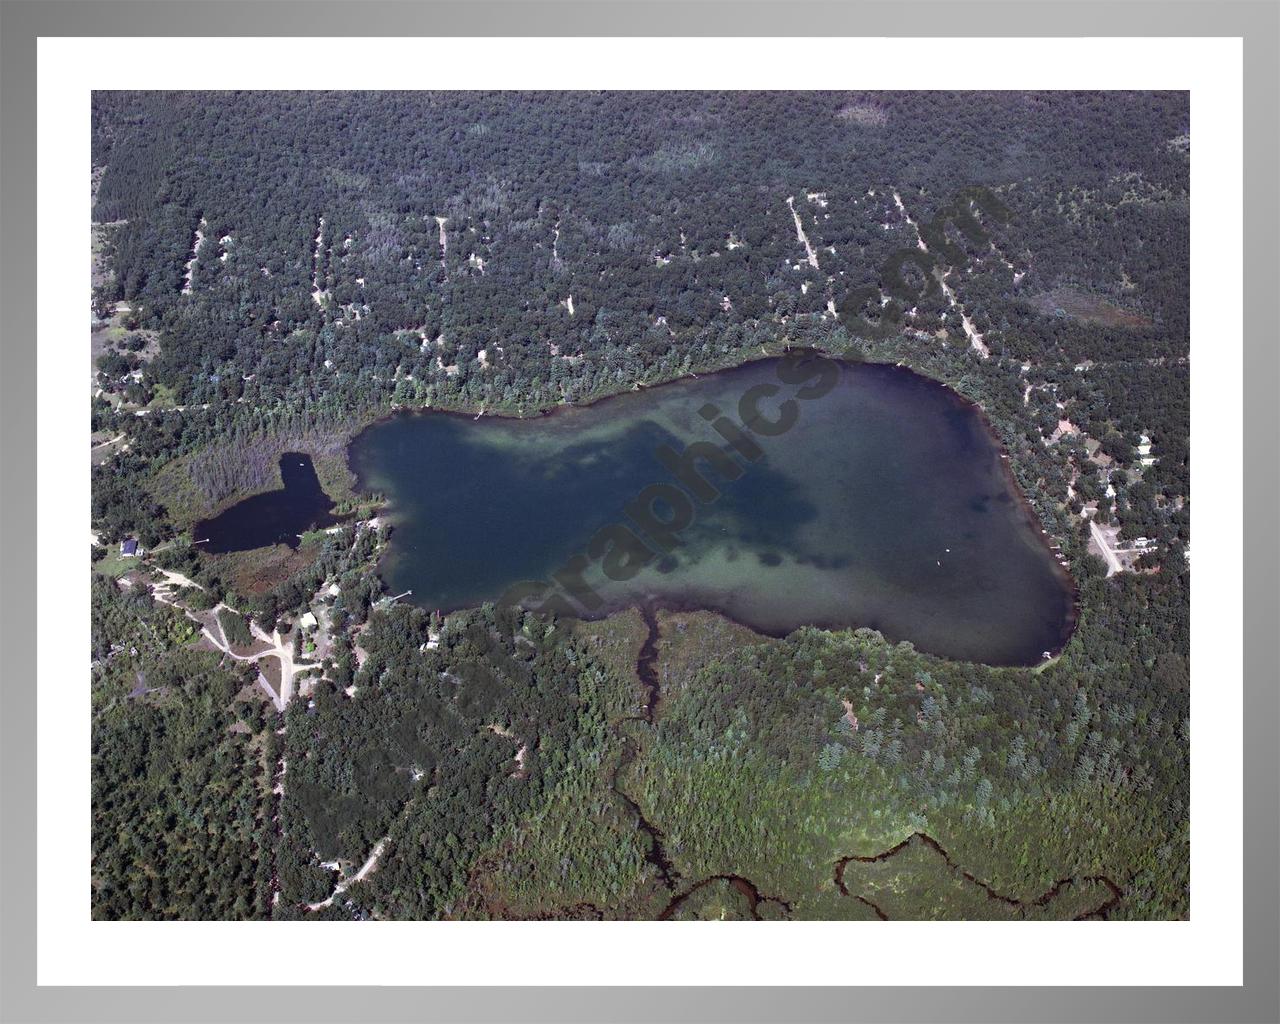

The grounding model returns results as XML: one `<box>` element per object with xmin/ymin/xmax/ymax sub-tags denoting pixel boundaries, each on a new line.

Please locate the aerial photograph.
<box><xmin>89</xmin><ymin>91</ymin><xmax>1190</xmax><ymax>922</ymax></box>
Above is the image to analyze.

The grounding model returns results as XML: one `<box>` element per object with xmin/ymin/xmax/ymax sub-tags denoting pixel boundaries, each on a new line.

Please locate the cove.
<box><xmin>194</xmin><ymin>453</ymin><xmax>341</xmax><ymax>553</ymax></box>
<box><xmin>347</xmin><ymin>357</ymin><xmax>1076</xmax><ymax>665</ymax></box>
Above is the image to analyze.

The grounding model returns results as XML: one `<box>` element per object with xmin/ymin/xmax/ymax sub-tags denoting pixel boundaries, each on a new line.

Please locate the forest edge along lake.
<box><xmin>344</xmin><ymin>354</ymin><xmax>1078</xmax><ymax>667</ymax></box>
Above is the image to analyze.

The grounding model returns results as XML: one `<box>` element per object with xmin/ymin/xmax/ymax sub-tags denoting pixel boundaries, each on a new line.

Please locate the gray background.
<box><xmin>1</xmin><ymin>1</ymin><xmax>1276</xmax><ymax>1022</ymax></box>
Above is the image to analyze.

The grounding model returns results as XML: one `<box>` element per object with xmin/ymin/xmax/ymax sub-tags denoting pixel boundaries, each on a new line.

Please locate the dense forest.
<box><xmin>91</xmin><ymin>576</ymin><xmax>275</xmax><ymax>919</ymax></box>
<box><xmin>89</xmin><ymin>91</ymin><xmax>1190</xmax><ymax>920</ymax></box>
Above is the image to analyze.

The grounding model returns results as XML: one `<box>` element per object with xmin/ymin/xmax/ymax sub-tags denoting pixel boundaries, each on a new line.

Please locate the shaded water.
<box><xmin>194</xmin><ymin>453</ymin><xmax>340</xmax><ymax>553</ymax></box>
<box><xmin>347</xmin><ymin>357</ymin><xmax>1075</xmax><ymax>665</ymax></box>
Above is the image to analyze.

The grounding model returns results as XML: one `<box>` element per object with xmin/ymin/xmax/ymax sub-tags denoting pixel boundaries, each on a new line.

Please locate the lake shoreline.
<box><xmin>918</xmin><ymin>367</ymin><xmax>1082</xmax><ymax>663</ymax></box>
<box><xmin>345</xmin><ymin>351</ymin><xmax>1080</xmax><ymax>669</ymax></box>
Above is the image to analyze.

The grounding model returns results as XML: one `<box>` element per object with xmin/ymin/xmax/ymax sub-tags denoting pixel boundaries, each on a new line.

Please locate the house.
<box><xmin>298</xmin><ymin>611</ymin><xmax>318</xmax><ymax>631</ymax></box>
<box><xmin>119</xmin><ymin>538</ymin><xmax>139</xmax><ymax>557</ymax></box>
<box><xmin>1048</xmin><ymin>418</ymin><xmax>1080</xmax><ymax>443</ymax></box>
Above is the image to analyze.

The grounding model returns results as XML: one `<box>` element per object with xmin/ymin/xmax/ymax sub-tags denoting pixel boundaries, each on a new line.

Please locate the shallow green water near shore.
<box><xmin>347</xmin><ymin>356</ymin><xmax>1075</xmax><ymax>665</ymax></box>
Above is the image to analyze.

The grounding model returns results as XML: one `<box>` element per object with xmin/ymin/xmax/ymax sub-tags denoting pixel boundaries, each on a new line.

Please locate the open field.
<box><xmin>1026</xmin><ymin>288</ymin><xmax>1153</xmax><ymax>329</ymax></box>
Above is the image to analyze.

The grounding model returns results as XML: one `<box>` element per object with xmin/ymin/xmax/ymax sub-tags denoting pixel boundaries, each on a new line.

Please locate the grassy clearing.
<box><xmin>93</xmin><ymin>548</ymin><xmax>142</xmax><ymax>580</ymax></box>
<box><xmin>146</xmin><ymin>382</ymin><xmax>180</xmax><ymax>410</ymax></box>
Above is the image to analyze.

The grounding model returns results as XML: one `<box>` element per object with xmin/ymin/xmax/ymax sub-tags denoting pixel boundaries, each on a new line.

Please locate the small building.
<box><xmin>1049</xmin><ymin>419</ymin><xmax>1080</xmax><ymax>443</ymax></box>
<box><xmin>298</xmin><ymin>611</ymin><xmax>318</xmax><ymax>631</ymax></box>
<box><xmin>119</xmin><ymin>538</ymin><xmax>139</xmax><ymax>557</ymax></box>
<box><xmin>1137</xmin><ymin>434</ymin><xmax>1155</xmax><ymax>465</ymax></box>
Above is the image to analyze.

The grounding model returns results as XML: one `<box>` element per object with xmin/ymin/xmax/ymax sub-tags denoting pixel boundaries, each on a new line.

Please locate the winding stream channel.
<box><xmin>833</xmin><ymin>831</ymin><xmax>1124</xmax><ymax>920</ymax></box>
<box><xmin>615</xmin><ymin>612</ymin><xmax>1123</xmax><ymax>921</ymax></box>
<box><xmin>610</xmin><ymin>607</ymin><xmax>794</xmax><ymax>919</ymax></box>
<box><xmin>608</xmin><ymin>605</ymin><xmax>679</xmax><ymax>890</ymax></box>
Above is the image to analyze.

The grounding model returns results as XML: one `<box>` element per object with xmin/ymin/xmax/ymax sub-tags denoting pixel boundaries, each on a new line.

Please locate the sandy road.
<box><xmin>1088</xmin><ymin>519</ymin><xmax>1124</xmax><ymax>576</ymax></box>
<box><xmin>151</xmin><ymin>574</ymin><xmax>317</xmax><ymax>707</ymax></box>
<box><xmin>181</xmin><ymin>219</ymin><xmax>206</xmax><ymax>295</ymax></box>
<box><xmin>305</xmin><ymin>838</ymin><xmax>388</xmax><ymax>911</ymax></box>
<box><xmin>895</xmin><ymin>189</ymin><xmax>991</xmax><ymax>359</ymax></box>
<box><xmin>785</xmin><ymin>196</ymin><xmax>821</xmax><ymax>271</ymax></box>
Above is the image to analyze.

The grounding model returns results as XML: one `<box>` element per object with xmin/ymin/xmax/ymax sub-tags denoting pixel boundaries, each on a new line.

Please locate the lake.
<box><xmin>346</xmin><ymin>355</ymin><xmax>1075</xmax><ymax>665</ymax></box>
<box><xmin>193</xmin><ymin>452</ymin><xmax>341</xmax><ymax>553</ymax></box>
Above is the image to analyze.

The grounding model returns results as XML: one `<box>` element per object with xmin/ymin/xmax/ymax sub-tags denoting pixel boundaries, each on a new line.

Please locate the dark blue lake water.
<box><xmin>193</xmin><ymin>453</ymin><xmax>340</xmax><ymax>553</ymax></box>
<box><xmin>346</xmin><ymin>356</ymin><xmax>1075</xmax><ymax>665</ymax></box>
